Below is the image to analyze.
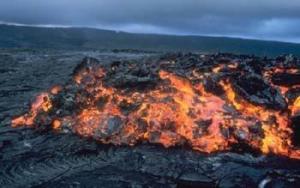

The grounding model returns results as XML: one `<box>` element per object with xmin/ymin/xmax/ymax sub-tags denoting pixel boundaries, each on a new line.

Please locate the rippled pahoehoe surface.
<box><xmin>1</xmin><ymin>50</ymin><xmax>300</xmax><ymax>187</ymax></box>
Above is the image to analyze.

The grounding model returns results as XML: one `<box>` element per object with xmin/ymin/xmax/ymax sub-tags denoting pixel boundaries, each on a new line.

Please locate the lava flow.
<box><xmin>12</xmin><ymin>54</ymin><xmax>300</xmax><ymax>159</ymax></box>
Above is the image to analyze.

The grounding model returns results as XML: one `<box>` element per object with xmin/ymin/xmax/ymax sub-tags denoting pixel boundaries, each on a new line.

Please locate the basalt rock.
<box><xmin>11</xmin><ymin>53</ymin><xmax>300</xmax><ymax>159</ymax></box>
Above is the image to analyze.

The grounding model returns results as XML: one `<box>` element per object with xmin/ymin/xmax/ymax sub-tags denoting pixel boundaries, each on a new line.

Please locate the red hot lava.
<box><xmin>12</xmin><ymin>54</ymin><xmax>300</xmax><ymax>159</ymax></box>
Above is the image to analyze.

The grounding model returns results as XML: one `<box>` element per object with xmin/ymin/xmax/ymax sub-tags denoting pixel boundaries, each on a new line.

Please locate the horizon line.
<box><xmin>0</xmin><ymin>21</ymin><xmax>299</xmax><ymax>45</ymax></box>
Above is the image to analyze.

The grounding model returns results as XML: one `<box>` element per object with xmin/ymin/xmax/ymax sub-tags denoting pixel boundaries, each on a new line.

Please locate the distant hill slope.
<box><xmin>1</xmin><ymin>24</ymin><xmax>300</xmax><ymax>57</ymax></box>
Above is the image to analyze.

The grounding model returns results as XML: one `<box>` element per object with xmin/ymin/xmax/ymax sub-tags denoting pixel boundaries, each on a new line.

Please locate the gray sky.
<box><xmin>1</xmin><ymin>0</ymin><xmax>300</xmax><ymax>43</ymax></box>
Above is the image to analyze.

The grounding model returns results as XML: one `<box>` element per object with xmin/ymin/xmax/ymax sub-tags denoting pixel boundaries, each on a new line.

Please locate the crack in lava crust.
<box><xmin>12</xmin><ymin>54</ymin><xmax>300</xmax><ymax>159</ymax></box>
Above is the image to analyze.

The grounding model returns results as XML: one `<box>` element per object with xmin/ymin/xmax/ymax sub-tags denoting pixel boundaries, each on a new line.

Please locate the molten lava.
<box><xmin>12</xmin><ymin>55</ymin><xmax>300</xmax><ymax>159</ymax></box>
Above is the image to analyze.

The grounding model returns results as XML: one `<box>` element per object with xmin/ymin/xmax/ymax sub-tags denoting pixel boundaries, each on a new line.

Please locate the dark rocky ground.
<box><xmin>1</xmin><ymin>49</ymin><xmax>300</xmax><ymax>188</ymax></box>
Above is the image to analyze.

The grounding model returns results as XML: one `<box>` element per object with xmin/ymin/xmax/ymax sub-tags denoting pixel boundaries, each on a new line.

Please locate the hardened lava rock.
<box><xmin>12</xmin><ymin>53</ymin><xmax>300</xmax><ymax>158</ymax></box>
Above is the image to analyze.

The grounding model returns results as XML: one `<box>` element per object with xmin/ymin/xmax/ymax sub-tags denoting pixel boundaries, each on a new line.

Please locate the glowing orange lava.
<box><xmin>12</xmin><ymin>58</ymin><xmax>300</xmax><ymax>159</ymax></box>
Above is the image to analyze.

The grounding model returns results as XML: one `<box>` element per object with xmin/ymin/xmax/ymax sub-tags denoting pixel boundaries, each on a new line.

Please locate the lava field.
<box><xmin>12</xmin><ymin>52</ymin><xmax>300</xmax><ymax>158</ymax></box>
<box><xmin>2</xmin><ymin>51</ymin><xmax>300</xmax><ymax>187</ymax></box>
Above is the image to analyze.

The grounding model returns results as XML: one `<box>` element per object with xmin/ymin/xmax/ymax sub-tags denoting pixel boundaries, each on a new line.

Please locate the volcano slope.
<box><xmin>2</xmin><ymin>50</ymin><xmax>300</xmax><ymax>187</ymax></box>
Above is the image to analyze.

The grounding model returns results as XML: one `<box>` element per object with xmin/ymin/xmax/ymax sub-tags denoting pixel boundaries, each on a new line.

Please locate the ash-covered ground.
<box><xmin>1</xmin><ymin>49</ymin><xmax>300</xmax><ymax>188</ymax></box>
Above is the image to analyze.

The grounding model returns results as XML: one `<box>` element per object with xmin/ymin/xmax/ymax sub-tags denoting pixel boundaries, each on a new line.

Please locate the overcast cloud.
<box><xmin>1</xmin><ymin>0</ymin><xmax>300</xmax><ymax>43</ymax></box>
